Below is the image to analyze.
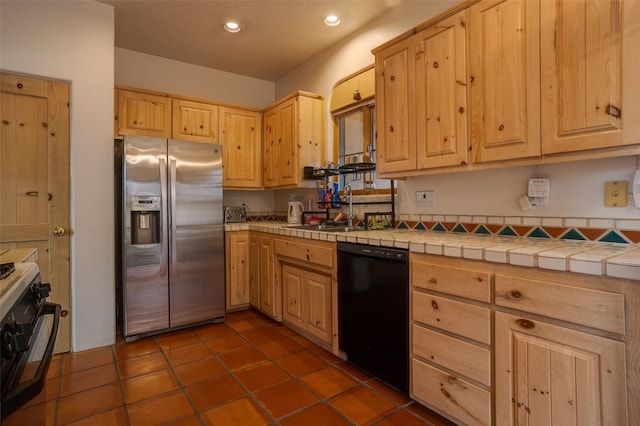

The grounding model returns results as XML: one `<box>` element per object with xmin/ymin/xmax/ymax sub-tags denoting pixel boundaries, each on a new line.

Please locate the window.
<box><xmin>336</xmin><ymin>103</ymin><xmax>390</xmax><ymax>191</ymax></box>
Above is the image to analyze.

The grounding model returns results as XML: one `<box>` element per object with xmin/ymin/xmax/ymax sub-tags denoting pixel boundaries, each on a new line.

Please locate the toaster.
<box><xmin>224</xmin><ymin>206</ymin><xmax>247</xmax><ymax>223</ymax></box>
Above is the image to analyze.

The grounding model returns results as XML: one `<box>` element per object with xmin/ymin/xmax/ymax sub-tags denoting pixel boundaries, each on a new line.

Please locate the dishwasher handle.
<box><xmin>337</xmin><ymin>242</ymin><xmax>408</xmax><ymax>261</ymax></box>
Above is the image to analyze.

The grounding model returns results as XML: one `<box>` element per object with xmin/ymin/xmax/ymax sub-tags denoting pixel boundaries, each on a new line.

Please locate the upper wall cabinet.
<box><xmin>116</xmin><ymin>89</ymin><xmax>172</xmax><ymax>138</ymax></box>
<box><xmin>263</xmin><ymin>91</ymin><xmax>324</xmax><ymax>188</ymax></box>
<box><xmin>468</xmin><ymin>0</ymin><xmax>541</xmax><ymax>162</ymax></box>
<box><xmin>375</xmin><ymin>10</ymin><xmax>468</xmax><ymax>174</ymax></box>
<box><xmin>219</xmin><ymin>106</ymin><xmax>262</xmax><ymax>189</ymax></box>
<box><xmin>540</xmin><ymin>0</ymin><xmax>640</xmax><ymax>154</ymax></box>
<box><xmin>373</xmin><ymin>0</ymin><xmax>640</xmax><ymax>177</ymax></box>
<box><xmin>172</xmin><ymin>99</ymin><xmax>219</xmax><ymax>143</ymax></box>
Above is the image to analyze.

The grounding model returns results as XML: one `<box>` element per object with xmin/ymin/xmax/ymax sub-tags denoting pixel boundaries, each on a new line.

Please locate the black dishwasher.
<box><xmin>337</xmin><ymin>242</ymin><xmax>409</xmax><ymax>394</ymax></box>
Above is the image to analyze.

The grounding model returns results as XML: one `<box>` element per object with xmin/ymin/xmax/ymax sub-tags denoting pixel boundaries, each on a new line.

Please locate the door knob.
<box><xmin>53</xmin><ymin>226</ymin><xmax>66</xmax><ymax>236</ymax></box>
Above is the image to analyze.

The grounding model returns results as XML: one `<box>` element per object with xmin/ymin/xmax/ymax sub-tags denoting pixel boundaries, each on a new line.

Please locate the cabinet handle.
<box><xmin>516</xmin><ymin>319</ymin><xmax>535</xmax><ymax>329</ymax></box>
<box><xmin>429</xmin><ymin>278</ymin><xmax>437</xmax><ymax>285</ymax></box>
<box><xmin>431</xmin><ymin>300</ymin><xmax>439</xmax><ymax>310</ymax></box>
<box><xmin>606</xmin><ymin>104</ymin><xmax>621</xmax><ymax>118</ymax></box>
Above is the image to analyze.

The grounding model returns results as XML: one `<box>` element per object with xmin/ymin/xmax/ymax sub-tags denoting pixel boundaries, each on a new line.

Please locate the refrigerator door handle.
<box><xmin>170</xmin><ymin>158</ymin><xmax>178</xmax><ymax>276</ymax></box>
<box><xmin>159</xmin><ymin>157</ymin><xmax>168</xmax><ymax>277</ymax></box>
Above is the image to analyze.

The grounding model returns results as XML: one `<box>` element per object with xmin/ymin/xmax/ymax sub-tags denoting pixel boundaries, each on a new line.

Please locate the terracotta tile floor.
<box><xmin>42</xmin><ymin>309</ymin><xmax>456</xmax><ymax>425</ymax></box>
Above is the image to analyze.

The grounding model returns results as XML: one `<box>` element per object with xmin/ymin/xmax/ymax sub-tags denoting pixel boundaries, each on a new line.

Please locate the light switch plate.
<box><xmin>605</xmin><ymin>181</ymin><xmax>628</xmax><ymax>207</ymax></box>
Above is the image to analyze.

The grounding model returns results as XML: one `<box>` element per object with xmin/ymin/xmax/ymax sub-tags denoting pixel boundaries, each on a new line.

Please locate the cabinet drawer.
<box><xmin>413</xmin><ymin>291</ymin><xmax>490</xmax><ymax>344</ymax></box>
<box><xmin>495</xmin><ymin>274</ymin><xmax>625</xmax><ymax>335</ymax></box>
<box><xmin>412</xmin><ymin>358</ymin><xmax>491</xmax><ymax>426</ymax></box>
<box><xmin>411</xmin><ymin>261</ymin><xmax>490</xmax><ymax>302</ymax></box>
<box><xmin>412</xmin><ymin>324</ymin><xmax>491</xmax><ymax>386</ymax></box>
<box><xmin>273</xmin><ymin>238</ymin><xmax>333</xmax><ymax>268</ymax></box>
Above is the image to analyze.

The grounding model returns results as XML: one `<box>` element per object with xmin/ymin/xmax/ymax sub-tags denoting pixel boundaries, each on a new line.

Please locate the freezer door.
<box><xmin>123</xmin><ymin>136</ymin><xmax>170</xmax><ymax>336</ymax></box>
<box><xmin>168</xmin><ymin>140</ymin><xmax>224</xmax><ymax>326</ymax></box>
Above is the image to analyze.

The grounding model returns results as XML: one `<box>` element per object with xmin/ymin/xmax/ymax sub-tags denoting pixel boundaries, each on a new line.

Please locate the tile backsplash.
<box><xmin>396</xmin><ymin>214</ymin><xmax>640</xmax><ymax>244</ymax></box>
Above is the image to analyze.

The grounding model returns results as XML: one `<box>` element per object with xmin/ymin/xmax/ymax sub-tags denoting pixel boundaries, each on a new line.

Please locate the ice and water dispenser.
<box><xmin>130</xmin><ymin>196</ymin><xmax>161</xmax><ymax>245</ymax></box>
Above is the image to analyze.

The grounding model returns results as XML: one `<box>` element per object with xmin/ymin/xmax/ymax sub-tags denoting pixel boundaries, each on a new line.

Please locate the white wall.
<box><xmin>1</xmin><ymin>0</ymin><xmax>115</xmax><ymax>351</ymax></box>
<box><xmin>277</xmin><ymin>1</ymin><xmax>640</xmax><ymax>220</ymax></box>
<box><xmin>115</xmin><ymin>48</ymin><xmax>275</xmax><ymax>109</ymax></box>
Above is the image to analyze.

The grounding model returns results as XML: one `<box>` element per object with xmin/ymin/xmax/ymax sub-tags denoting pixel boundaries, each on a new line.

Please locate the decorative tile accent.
<box><xmin>244</xmin><ymin>212</ymin><xmax>640</xmax><ymax>245</ymax></box>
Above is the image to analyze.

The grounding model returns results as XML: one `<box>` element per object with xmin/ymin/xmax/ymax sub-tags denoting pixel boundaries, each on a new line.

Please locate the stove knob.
<box><xmin>2</xmin><ymin>323</ymin><xmax>31</xmax><ymax>355</ymax></box>
<box><xmin>31</xmin><ymin>282</ymin><xmax>51</xmax><ymax>301</ymax></box>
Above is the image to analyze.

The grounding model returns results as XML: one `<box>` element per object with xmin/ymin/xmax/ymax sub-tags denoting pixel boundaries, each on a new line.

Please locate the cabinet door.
<box><xmin>415</xmin><ymin>11</ymin><xmax>468</xmax><ymax>169</ymax></box>
<box><xmin>172</xmin><ymin>99</ymin><xmax>219</xmax><ymax>143</ymax></box>
<box><xmin>259</xmin><ymin>235</ymin><xmax>280</xmax><ymax>320</ymax></box>
<box><xmin>219</xmin><ymin>107</ymin><xmax>262</xmax><ymax>188</ymax></box>
<box><xmin>282</xmin><ymin>264</ymin><xmax>304</xmax><ymax>329</ymax></box>
<box><xmin>225</xmin><ymin>232</ymin><xmax>250</xmax><ymax>309</ymax></box>
<box><xmin>117</xmin><ymin>90</ymin><xmax>171</xmax><ymax>138</ymax></box>
<box><xmin>277</xmin><ymin>98</ymin><xmax>298</xmax><ymax>187</ymax></box>
<box><xmin>263</xmin><ymin>108</ymin><xmax>279</xmax><ymax>188</ymax></box>
<box><xmin>540</xmin><ymin>0</ymin><xmax>635</xmax><ymax>154</ymax></box>
<box><xmin>468</xmin><ymin>0</ymin><xmax>540</xmax><ymax>162</ymax></box>
<box><xmin>495</xmin><ymin>312</ymin><xmax>626</xmax><ymax>425</ymax></box>
<box><xmin>248</xmin><ymin>235</ymin><xmax>260</xmax><ymax>309</ymax></box>
<box><xmin>305</xmin><ymin>269</ymin><xmax>332</xmax><ymax>344</ymax></box>
<box><xmin>375</xmin><ymin>36</ymin><xmax>416</xmax><ymax>173</ymax></box>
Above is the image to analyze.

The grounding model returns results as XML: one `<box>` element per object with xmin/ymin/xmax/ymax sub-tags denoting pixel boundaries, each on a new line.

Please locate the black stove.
<box><xmin>0</xmin><ymin>262</ymin><xmax>15</xmax><ymax>280</ymax></box>
<box><xmin>0</xmin><ymin>262</ymin><xmax>60</xmax><ymax>421</ymax></box>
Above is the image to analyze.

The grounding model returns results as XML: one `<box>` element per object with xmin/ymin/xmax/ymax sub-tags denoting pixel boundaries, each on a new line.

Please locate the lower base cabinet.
<box><xmin>282</xmin><ymin>264</ymin><xmax>332</xmax><ymax>344</ymax></box>
<box><xmin>495</xmin><ymin>312</ymin><xmax>627</xmax><ymax>425</ymax></box>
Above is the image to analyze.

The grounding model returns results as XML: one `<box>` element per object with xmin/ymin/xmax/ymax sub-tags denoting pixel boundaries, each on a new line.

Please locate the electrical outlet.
<box><xmin>605</xmin><ymin>181</ymin><xmax>628</xmax><ymax>207</ymax></box>
<box><xmin>416</xmin><ymin>190</ymin><xmax>435</xmax><ymax>207</ymax></box>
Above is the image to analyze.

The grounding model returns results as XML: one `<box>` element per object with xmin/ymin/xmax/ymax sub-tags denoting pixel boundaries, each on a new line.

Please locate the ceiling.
<box><xmin>99</xmin><ymin>0</ymin><xmax>398</xmax><ymax>82</ymax></box>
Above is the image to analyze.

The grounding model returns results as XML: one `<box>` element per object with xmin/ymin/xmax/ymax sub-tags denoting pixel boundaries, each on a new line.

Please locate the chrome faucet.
<box><xmin>345</xmin><ymin>183</ymin><xmax>356</xmax><ymax>227</ymax></box>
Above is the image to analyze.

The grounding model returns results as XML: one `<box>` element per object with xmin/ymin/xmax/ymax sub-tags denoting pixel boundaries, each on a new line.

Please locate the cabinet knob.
<box><xmin>507</xmin><ymin>290</ymin><xmax>523</xmax><ymax>301</ymax></box>
<box><xmin>606</xmin><ymin>104</ymin><xmax>621</xmax><ymax>118</ymax></box>
<box><xmin>516</xmin><ymin>319</ymin><xmax>535</xmax><ymax>329</ymax></box>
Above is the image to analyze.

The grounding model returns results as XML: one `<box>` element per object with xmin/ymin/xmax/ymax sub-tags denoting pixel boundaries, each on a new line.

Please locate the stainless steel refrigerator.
<box><xmin>115</xmin><ymin>135</ymin><xmax>224</xmax><ymax>341</ymax></box>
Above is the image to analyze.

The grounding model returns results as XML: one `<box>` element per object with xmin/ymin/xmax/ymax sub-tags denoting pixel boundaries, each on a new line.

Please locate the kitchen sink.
<box><xmin>286</xmin><ymin>224</ymin><xmax>365</xmax><ymax>232</ymax></box>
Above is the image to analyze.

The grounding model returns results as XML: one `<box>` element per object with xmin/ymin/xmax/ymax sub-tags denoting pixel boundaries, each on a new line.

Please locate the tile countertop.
<box><xmin>0</xmin><ymin>248</ymin><xmax>38</xmax><ymax>264</ymax></box>
<box><xmin>225</xmin><ymin>222</ymin><xmax>640</xmax><ymax>281</ymax></box>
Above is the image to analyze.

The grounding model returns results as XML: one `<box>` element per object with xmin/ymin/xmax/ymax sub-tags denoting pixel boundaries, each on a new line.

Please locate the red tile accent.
<box><xmin>621</xmin><ymin>230</ymin><xmax>640</xmax><ymax>243</ymax></box>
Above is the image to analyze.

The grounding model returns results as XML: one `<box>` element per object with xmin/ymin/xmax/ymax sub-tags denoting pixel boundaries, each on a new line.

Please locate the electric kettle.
<box><xmin>287</xmin><ymin>201</ymin><xmax>304</xmax><ymax>224</ymax></box>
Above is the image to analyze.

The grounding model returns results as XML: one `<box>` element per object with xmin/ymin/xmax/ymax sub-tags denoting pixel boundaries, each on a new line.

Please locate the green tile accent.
<box><xmin>561</xmin><ymin>229</ymin><xmax>586</xmax><ymax>241</ymax></box>
<box><xmin>528</xmin><ymin>227</ymin><xmax>551</xmax><ymax>239</ymax></box>
<box><xmin>414</xmin><ymin>222</ymin><xmax>428</xmax><ymax>231</ymax></box>
<box><xmin>598</xmin><ymin>230</ymin><xmax>629</xmax><ymax>244</ymax></box>
<box><xmin>452</xmin><ymin>224</ymin><xmax>467</xmax><ymax>233</ymax></box>
<box><xmin>398</xmin><ymin>221</ymin><xmax>409</xmax><ymax>229</ymax></box>
<box><xmin>432</xmin><ymin>223</ymin><xmax>447</xmax><ymax>232</ymax></box>
<box><xmin>498</xmin><ymin>226</ymin><xmax>518</xmax><ymax>237</ymax></box>
<box><xmin>474</xmin><ymin>225</ymin><xmax>491</xmax><ymax>235</ymax></box>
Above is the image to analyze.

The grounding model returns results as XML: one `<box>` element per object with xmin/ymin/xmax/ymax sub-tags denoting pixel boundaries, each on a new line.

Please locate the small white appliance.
<box><xmin>287</xmin><ymin>201</ymin><xmax>304</xmax><ymax>224</ymax></box>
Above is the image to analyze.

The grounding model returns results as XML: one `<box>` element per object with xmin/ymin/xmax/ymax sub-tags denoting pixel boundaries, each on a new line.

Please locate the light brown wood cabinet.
<box><xmin>468</xmin><ymin>0</ymin><xmax>541</xmax><ymax>162</ymax></box>
<box><xmin>172</xmin><ymin>99</ymin><xmax>219</xmax><ymax>143</ymax></box>
<box><xmin>263</xmin><ymin>92</ymin><xmax>325</xmax><ymax>188</ymax></box>
<box><xmin>258</xmin><ymin>234</ymin><xmax>280</xmax><ymax>320</ymax></box>
<box><xmin>494</xmin><ymin>272</ymin><xmax>628</xmax><ymax>425</ymax></box>
<box><xmin>410</xmin><ymin>254</ymin><xmax>492</xmax><ymax>426</ymax></box>
<box><xmin>116</xmin><ymin>89</ymin><xmax>172</xmax><ymax>138</ymax></box>
<box><xmin>248</xmin><ymin>234</ymin><xmax>260</xmax><ymax>309</ymax></box>
<box><xmin>375</xmin><ymin>10</ymin><xmax>467</xmax><ymax>173</ymax></box>
<box><xmin>540</xmin><ymin>0</ymin><xmax>640</xmax><ymax>154</ymax></box>
<box><xmin>224</xmin><ymin>231</ymin><xmax>252</xmax><ymax>310</ymax></box>
<box><xmin>410</xmin><ymin>253</ymin><xmax>639</xmax><ymax>425</ymax></box>
<box><xmin>219</xmin><ymin>107</ymin><xmax>262</xmax><ymax>189</ymax></box>
<box><xmin>373</xmin><ymin>0</ymin><xmax>640</xmax><ymax>177</ymax></box>
<box><xmin>273</xmin><ymin>237</ymin><xmax>335</xmax><ymax>348</ymax></box>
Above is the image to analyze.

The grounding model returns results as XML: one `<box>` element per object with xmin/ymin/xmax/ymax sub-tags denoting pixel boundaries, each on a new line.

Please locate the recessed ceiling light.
<box><xmin>224</xmin><ymin>22</ymin><xmax>241</xmax><ymax>33</ymax></box>
<box><xmin>323</xmin><ymin>15</ymin><xmax>342</xmax><ymax>27</ymax></box>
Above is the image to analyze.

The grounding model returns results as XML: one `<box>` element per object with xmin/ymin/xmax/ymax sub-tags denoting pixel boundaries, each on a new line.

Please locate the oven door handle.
<box><xmin>1</xmin><ymin>302</ymin><xmax>61</xmax><ymax>419</ymax></box>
